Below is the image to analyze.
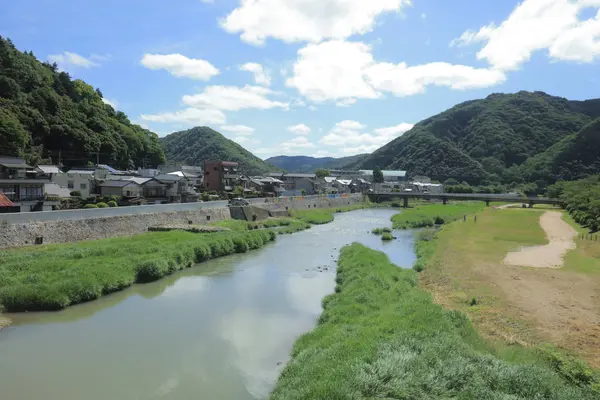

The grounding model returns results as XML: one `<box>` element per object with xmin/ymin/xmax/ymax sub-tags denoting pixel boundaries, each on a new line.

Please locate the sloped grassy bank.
<box><xmin>0</xmin><ymin>229</ymin><xmax>276</xmax><ymax>312</ymax></box>
<box><xmin>269</xmin><ymin>243</ymin><xmax>598</xmax><ymax>399</ymax></box>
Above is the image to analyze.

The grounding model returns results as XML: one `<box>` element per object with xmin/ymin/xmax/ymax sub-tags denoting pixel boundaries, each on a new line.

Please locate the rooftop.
<box><xmin>99</xmin><ymin>180</ymin><xmax>138</xmax><ymax>188</ymax></box>
<box><xmin>284</xmin><ymin>173</ymin><xmax>317</xmax><ymax>178</ymax></box>
<box><xmin>66</xmin><ymin>169</ymin><xmax>95</xmax><ymax>175</ymax></box>
<box><xmin>37</xmin><ymin>165</ymin><xmax>62</xmax><ymax>174</ymax></box>
<box><xmin>359</xmin><ymin>170</ymin><xmax>407</xmax><ymax>177</ymax></box>
<box><xmin>0</xmin><ymin>156</ymin><xmax>31</xmax><ymax>169</ymax></box>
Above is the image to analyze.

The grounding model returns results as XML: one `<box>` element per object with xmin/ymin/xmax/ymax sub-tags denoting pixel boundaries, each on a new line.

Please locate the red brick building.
<box><xmin>203</xmin><ymin>161</ymin><xmax>239</xmax><ymax>192</ymax></box>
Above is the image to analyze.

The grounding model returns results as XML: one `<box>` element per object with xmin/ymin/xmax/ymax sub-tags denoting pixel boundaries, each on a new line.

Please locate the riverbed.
<box><xmin>0</xmin><ymin>209</ymin><xmax>415</xmax><ymax>400</ymax></box>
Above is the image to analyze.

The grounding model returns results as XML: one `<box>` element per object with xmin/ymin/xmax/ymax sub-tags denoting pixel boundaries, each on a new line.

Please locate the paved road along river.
<box><xmin>0</xmin><ymin>209</ymin><xmax>416</xmax><ymax>400</ymax></box>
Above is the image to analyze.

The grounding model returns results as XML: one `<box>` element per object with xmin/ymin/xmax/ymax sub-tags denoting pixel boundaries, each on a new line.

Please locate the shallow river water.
<box><xmin>0</xmin><ymin>209</ymin><xmax>416</xmax><ymax>400</ymax></box>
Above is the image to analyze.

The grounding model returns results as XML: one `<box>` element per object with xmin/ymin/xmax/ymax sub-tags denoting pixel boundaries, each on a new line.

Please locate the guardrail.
<box><xmin>0</xmin><ymin>193</ymin><xmax>363</xmax><ymax>224</ymax></box>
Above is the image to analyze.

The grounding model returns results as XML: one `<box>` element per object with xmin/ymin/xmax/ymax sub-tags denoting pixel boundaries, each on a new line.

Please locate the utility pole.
<box><xmin>58</xmin><ymin>149</ymin><xmax>63</xmax><ymax>168</ymax></box>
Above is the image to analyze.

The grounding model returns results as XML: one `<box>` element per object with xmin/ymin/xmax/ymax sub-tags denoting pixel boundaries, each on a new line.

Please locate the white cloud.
<box><xmin>140</xmin><ymin>108</ymin><xmax>226</xmax><ymax>125</ymax></box>
<box><xmin>451</xmin><ymin>0</ymin><xmax>600</xmax><ymax>70</ymax></box>
<box><xmin>140</xmin><ymin>53</ymin><xmax>219</xmax><ymax>80</ymax></box>
<box><xmin>182</xmin><ymin>85</ymin><xmax>289</xmax><ymax>111</ymax></box>
<box><xmin>421</xmin><ymin>13</ymin><xmax>426</xmax><ymax>19</ymax></box>
<box><xmin>220</xmin><ymin>124</ymin><xmax>255</xmax><ymax>135</ymax></box>
<box><xmin>287</xmin><ymin>124</ymin><xmax>311</xmax><ymax>135</ymax></box>
<box><xmin>102</xmin><ymin>98</ymin><xmax>118</xmax><ymax>109</ymax></box>
<box><xmin>320</xmin><ymin>120</ymin><xmax>413</xmax><ymax>154</ymax></box>
<box><xmin>255</xmin><ymin>136</ymin><xmax>316</xmax><ymax>157</ymax></box>
<box><xmin>221</xmin><ymin>0</ymin><xmax>412</xmax><ymax>45</ymax></box>
<box><xmin>240</xmin><ymin>62</ymin><xmax>271</xmax><ymax>86</ymax></box>
<box><xmin>47</xmin><ymin>52</ymin><xmax>99</xmax><ymax>68</ymax></box>
<box><xmin>286</xmin><ymin>40</ymin><xmax>505</xmax><ymax>103</ymax></box>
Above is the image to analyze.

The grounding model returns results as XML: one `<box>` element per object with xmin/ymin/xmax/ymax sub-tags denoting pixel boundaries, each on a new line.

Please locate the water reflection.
<box><xmin>0</xmin><ymin>209</ymin><xmax>415</xmax><ymax>400</ymax></box>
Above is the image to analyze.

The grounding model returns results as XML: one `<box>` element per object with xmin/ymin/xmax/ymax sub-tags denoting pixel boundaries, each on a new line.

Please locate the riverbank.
<box><xmin>391</xmin><ymin>202</ymin><xmax>485</xmax><ymax>229</ymax></box>
<box><xmin>270</xmin><ymin>243</ymin><xmax>598</xmax><ymax>399</ymax></box>
<box><xmin>0</xmin><ymin>229</ymin><xmax>276</xmax><ymax>313</ymax></box>
<box><xmin>417</xmin><ymin>207</ymin><xmax>600</xmax><ymax>369</ymax></box>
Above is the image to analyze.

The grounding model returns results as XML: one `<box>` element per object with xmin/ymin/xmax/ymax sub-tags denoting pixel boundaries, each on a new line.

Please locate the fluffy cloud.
<box><xmin>47</xmin><ymin>52</ymin><xmax>99</xmax><ymax>68</ymax></box>
<box><xmin>140</xmin><ymin>108</ymin><xmax>226</xmax><ymax>125</ymax></box>
<box><xmin>140</xmin><ymin>53</ymin><xmax>219</xmax><ymax>80</ymax></box>
<box><xmin>240</xmin><ymin>63</ymin><xmax>271</xmax><ymax>86</ymax></box>
<box><xmin>287</xmin><ymin>124</ymin><xmax>311</xmax><ymax>135</ymax></box>
<box><xmin>255</xmin><ymin>137</ymin><xmax>316</xmax><ymax>157</ymax></box>
<box><xmin>320</xmin><ymin>120</ymin><xmax>413</xmax><ymax>154</ymax></box>
<box><xmin>182</xmin><ymin>85</ymin><xmax>289</xmax><ymax>111</ymax></box>
<box><xmin>451</xmin><ymin>0</ymin><xmax>600</xmax><ymax>70</ymax></box>
<box><xmin>221</xmin><ymin>0</ymin><xmax>411</xmax><ymax>45</ymax></box>
<box><xmin>220</xmin><ymin>125</ymin><xmax>255</xmax><ymax>135</ymax></box>
<box><xmin>286</xmin><ymin>40</ymin><xmax>505</xmax><ymax>103</ymax></box>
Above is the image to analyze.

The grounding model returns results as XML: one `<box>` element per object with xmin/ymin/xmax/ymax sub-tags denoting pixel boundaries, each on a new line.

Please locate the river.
<box><xmin>0</xmin><ymin>209</ymin><xmax>416</xmax><ymax>400</ymax></box>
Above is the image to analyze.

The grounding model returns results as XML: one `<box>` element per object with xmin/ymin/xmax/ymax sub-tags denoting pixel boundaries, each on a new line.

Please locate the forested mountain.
<box><xmin>265</xmin><ymin>154</ymin><xmax>367</xmax><ymax>172</ymax></box>
<box><xmin>0</xmin><ymin>36</ymin><xmax>165</xmax><ymax>168</ymax></box>
<box><xmin>161</xmin><ymin>126</ymin><xmax>277</xmax><ymax>175</ymax></box>
<box><xmin>350</xmin><ymin>91</ymin><xmax>600</xmax><ymax>185</ymax></box>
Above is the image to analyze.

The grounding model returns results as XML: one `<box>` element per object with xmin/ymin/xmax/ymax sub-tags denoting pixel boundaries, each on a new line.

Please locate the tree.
<box><xmin>315</xmin><ymin>168</ymin><xmax>331</xmax><ymax>178</ymax></box>
<box><xmin>373</xmin><ymin>167</ymin><xmax>384</xmax><ymax>183</ymax></box>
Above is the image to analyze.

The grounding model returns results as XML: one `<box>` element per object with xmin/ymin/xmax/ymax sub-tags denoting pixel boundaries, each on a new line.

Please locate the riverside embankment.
<box><xmin>0</xmin><ymin>194</ymin><xmax>362</xmax><ymax>249</ymax></box>
<box><xmin>0</xmin><ymin>208</ymin><xmax>413</xmax><ymax>400</ymax></box>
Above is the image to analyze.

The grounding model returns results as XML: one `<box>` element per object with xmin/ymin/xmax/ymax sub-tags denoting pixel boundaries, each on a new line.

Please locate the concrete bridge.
<box><xmin>370</xmin><ymin>192</ymin><xmax>561</xmax><ymax>208</ymax></box>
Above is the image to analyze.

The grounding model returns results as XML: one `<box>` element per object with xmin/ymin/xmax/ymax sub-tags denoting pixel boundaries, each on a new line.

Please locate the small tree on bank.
<box><xmin>373</xmin><ymin>167</ymin><xmax>384</xmax><ymax>183</ymax></box>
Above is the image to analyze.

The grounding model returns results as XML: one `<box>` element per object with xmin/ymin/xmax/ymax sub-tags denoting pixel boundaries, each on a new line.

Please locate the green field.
<box><xmin>290</xmin><ymin>203</ymin><xmax>369</xmax><ymax>225</ymax></box>
<box><xmin>270</xmin><ymin>244</ymin><xmax>598</xmax><ymax>399</ymax></box>
<box><xmin>391</xmin><ymin>202</ymin><xmax>486</xmax><ymax>229</ymax></box>
<box><xmin>0</xmin><ymin>229</ymin><xmax>276</xmax><ymax>312</ymax></box>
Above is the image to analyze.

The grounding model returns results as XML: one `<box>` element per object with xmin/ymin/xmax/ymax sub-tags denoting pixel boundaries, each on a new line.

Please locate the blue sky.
<box><xmin>1</xmin><ymin>0</ymin><xmax>599</xmax><ymax>159</ymax></box>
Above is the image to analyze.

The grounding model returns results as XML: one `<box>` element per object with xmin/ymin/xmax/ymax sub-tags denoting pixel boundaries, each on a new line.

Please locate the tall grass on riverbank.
<box><xmin>391</xmin><ymin>202</ymin><xmax>485</xmax><ymax>229</ymax></box>
<box><xmin>0</xmin><ymin>229</ymin><xmax>276</xmax><ymax>312</ymax></box>
<box><xmin>270</xmin><ymin>244</ymin><xmax>598</xmax><ymax>399</ymax></box>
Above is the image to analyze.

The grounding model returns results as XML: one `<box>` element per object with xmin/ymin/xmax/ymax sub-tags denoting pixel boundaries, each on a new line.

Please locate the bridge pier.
<box><xmin>485</xmin><ymin>200</ymin><xmax>490</xmax><ymax>207</ymax></box>
<box><xmin>403</xmin><ymin>197</ymin><xmax>409</xmax><ymax>208</ymax></box>
<box><xmin>529</xmin><ymin>201</ymin><xmax>534</xmax><ymax>208</ymax></box>
<box><xmin>442</xmin><ymin>198</ymin><xmax>447</xmax><ymax>205</ymax></box>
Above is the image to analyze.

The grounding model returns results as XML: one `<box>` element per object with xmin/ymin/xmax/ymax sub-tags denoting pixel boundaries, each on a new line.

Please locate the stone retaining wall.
<box><xmin>0</xmin><ymin>207</ymin><xmax>231</xmax><ymax>249</ymax></box>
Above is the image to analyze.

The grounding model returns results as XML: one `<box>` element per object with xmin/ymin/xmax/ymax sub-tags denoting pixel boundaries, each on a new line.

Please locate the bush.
<box><xmin>136</xmin><ymin>260</ymin><xmax>166</xmax><ymax>283</ymax></box>
<box><xmin>83</xmin><ymin>204</ymin><xmax>98</xmax><ymax>209</ymax></box>
<box><xmin>372</xmin><ymin>227</ymin><xmax>393</xmax><ymax>235</ymax></box>
<box><xmin>70</xmin><ymin>190</ymin><xmax>81</xmax><ymax>197</ymax></box>
<box><xmin>381</xmin><ymin>232</ymin><xmax>394</xmax><ymax>241</ymax></box>
<box><xmin>96</xmin><ymin>202</ymin><xmax>109</xmax><ymax>208</ymax></box>
<box><xmin>107</xmin><ymin>200</ymin><xmax>118</xmax><ymax>207</ymax></box>
<box><xmin>434</xmin><ymin>216</ymin><xmax>445</xmax><ymax>225</ymax></box>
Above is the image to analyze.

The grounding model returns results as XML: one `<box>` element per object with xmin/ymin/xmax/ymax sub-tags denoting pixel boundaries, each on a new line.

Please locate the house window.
<box><xmin>68</xmin><ymin>181</ymin><xmax>75</xmax><ymax>189</ymax></box>
<box><xmin>80</xmin><ymin>183</ymin><xmax>87</xmax><ymax>190</ymax></box>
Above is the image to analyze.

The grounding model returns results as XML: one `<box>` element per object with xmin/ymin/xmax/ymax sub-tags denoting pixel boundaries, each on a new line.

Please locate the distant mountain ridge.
<box><xmin>265</xmin><ymin>154</ymin><xmax>368</xmax><ymax>172</ymax></box>
<box><xmin>349</xmin><ymin>91</ymin><xmax>600</xmax><ymax>185</ymax></box>
<box><xmin>160</xmin><ymin>126</ymin><xmax>277</xmax><ymax>175</ymax></box>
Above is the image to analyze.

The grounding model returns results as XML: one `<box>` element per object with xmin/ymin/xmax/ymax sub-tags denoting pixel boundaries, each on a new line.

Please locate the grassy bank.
<box><xmin>270</xmin><ymin>244</ymin><xmax>598</xmax><ymax>399</ymax></box>
<box><xmin>391</xmin><ymin>202</ymin><xmax>485</xmax><ymax>229</ymax></box>
<box><xmin>0</xmin><ymin>229</ymin><xmax>276</xmax><ymax>312</ymax></box>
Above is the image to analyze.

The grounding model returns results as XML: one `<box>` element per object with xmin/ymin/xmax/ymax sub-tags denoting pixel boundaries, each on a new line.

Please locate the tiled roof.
<box><xmin>99</xmin><ymin>180</ymin><xmax>138</xmax><ymax>188</ymax></box>
<box><xmin>37</xmin><ymin>165</ymin><xmax>61</xmax><ymax>174</ymax></box>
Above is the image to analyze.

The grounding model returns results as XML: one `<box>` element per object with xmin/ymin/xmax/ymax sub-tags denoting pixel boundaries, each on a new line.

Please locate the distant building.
<box><xmin>53</xmin><ymin>168</ymin><xmax>95</xmax><ymax>198</ymax></box>
<box><xmin>268</xmin><ymin>173</ymin><xmax>317</xmax><ymax>193</ymax></box>
<box><xmin>0</xmin><ymin>156</ymin><xmax>57</xmax><ymax>212</ymax></box>
<box><xmin>359</xmin><ymin>170</ymin><xmax>407</xmax><ymax>182</ymax></box>
<box><xmin>98</xmin><ymin>180</ymin><xmax>142</xmax><ymax>198</ymax></box>
<box><xmin>204</xmin><ymin>161</ymin><xmax>239</xmax><ymax>192</ymax></box>
<box><xmin>155</xmin><ymin>174</ymin><xmax>199</xmax><ymax>203</ymax></box>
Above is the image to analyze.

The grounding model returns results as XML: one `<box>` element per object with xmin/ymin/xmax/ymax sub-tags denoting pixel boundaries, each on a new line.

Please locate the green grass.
<box><xmin>290</xmin><ymin>203</ymin><xmax>369</xmax><ymax>225</ymax></box>
<box><xmin>0</xmin><ymin>229</ymin><xmax>277</xmax><ymax>312</ymax></box>
<box><xmin>270</xmin><ymin>244</ymin><xmax>599</xmax><ymax>399</ymax></box>
<box><xmin>371</xmin><ymin>227</ymin><xmax>392</xmax><ymax>235</ymax></box>
<box><xmin>392</xmin><ymin>203</ymin><xmax>486</xmax><ymax>229</ymax></box>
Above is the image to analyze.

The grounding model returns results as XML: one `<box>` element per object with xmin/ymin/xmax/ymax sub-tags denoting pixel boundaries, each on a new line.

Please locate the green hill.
<box><xmin>160</xmin><ymin>126</ymin><xmax>277</xmax><ymax>175</ymax></box>
<box><xmin>352</xmin><ymin>91</ymin><xmax>600</xmax><ymax>184</ymax></box>
<box><xmin>0</xmin><ymin>36</ymin><xmax>165</xmax><ymax>168</ymax></box>
<box><xmin>265</xmin><ymin>154</ymin><xmax>367</xmax><ymax>172</ymax></box>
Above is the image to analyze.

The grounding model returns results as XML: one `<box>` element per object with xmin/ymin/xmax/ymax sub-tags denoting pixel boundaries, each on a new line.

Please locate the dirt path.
<box><xmin>504</xmin><ymin>211</ymin><xmax>577</xmax><ymax>268</ymax></box>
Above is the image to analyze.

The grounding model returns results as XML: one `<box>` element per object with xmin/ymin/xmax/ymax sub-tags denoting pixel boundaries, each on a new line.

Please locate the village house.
<box><xmin>98</xmin><ymin>180</ymin><xmax>142</xmax><ymax>198</ymax></box>
<box><xmin>155</xmin><ymin>174</ymin><xmax>199</xmax><ymax>203</ymax></box>
<box><xmin>0</xmin><ymin>156</ymin><xmax>57</xmax><ymax>212</ymax></box>
<box><xmin>52</xmin><ymin>168</ymin><xmax>95</xmax><ymax>198</ymax></box>
<box><xmin>204</xmin><ymin>161</ymin><xmax>239</xmax><ymax>192</ymax></box>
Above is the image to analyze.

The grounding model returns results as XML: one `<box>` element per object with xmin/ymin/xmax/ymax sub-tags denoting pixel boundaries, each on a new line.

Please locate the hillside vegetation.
<box><xmin>351</xmin><ymin>91</ymin><xmax>600</xmax><ymax>185</ymax></box>
<box><xmin>549</xmin><ymin>175</ymin><xmax>600</xmax><ymax>232</ymax></box>
<box><xmin>161</xmin><ymin>126</ymin><xmax>276</xmax><ymax>175</ymax></box>
<box><xmin>0</xmin><ymin>36</ymin><xmax>165</xmax><ymax>168</ymax></box>
<box><xmin>265</xmin><ymin>154</ymin><xmax>367</xmax><ymax>172</ymax></box>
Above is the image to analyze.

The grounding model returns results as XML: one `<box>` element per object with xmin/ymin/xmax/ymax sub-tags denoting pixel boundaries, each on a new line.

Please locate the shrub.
<box><xmin>233</xmin><ymin>237</ymin><xmax>249</xmax><ymax>253</ymax></box>
<box><xmin>96</xmin><ymin>202</ymin><xmax>109</xmax><ymax>208</ymax></box>
<box><xmin>70</xmin><ymin>190</ymin><xmax>81</xmax><ymax>197</ymax></box>
<box><xmin>136</xmin><ymin>260</ymin><xmax>166</xmax><ymax>283</ymax></box>
<box><xmin>469</xmin><ymin>297</ymin><xmax>478</xmax><ymax>306</ymax></box>
<box><xmin>381</xmin><ymin>232</ymin><xmax>394</xmax><ymax>241</ymax></box>
<box><xmin>372</xmin><ymin>227</ymin><xmax>393</xmax><ymax>235</ymax></box>
<box><xmin>391</xmin><ymin>202</ymin><xmax>402</xmax><ymax>208</ymax></box>
<box><xmin>107</xmin><ymin>200</ymin><xmax>118</xmax><ymax>207</ymax></box>
<box><xmin>434</xmin><ymin>216</ymin><xmax>445</xmax><ymax>225</ymax></box>
<box><xmin>83</xmin><ymin>204</ymin><xmax>98</xmax><ymax>209</ymax></box>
